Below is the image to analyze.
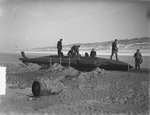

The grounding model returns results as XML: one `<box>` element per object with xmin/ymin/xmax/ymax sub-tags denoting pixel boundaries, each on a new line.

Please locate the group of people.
<box><xmin>68</xmin><ymin>45</ymin><xmax>81</xmax><ymax>58</ymax></box>
<box><xmin>57</xmin><ymin>38</ymin><xmax>143</xmax><ymax>71</ymax></box>
<box><xmin>57</xmin><ymin>39</ymin><xmax>97</xmax><ymax>58</ymax></box>
<box><xmin>85</xmin><ymin>49</ymin><xmax>97</xmax><ymax>58</ymax></box>
<box><xmin>109</xmin><ymin>39</ymin><xmax>143</xmax><ymax>70</ymax></box>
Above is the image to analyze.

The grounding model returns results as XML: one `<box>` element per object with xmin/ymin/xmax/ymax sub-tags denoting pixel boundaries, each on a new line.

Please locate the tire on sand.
<box><xmin>32</xmin><ymin>80</ymin><xmax>52</xmax><ymax>96</ymax></box>
<box><xmin>32</xmin><ymin>81</ymin><xmax>41</xmax><ymax>96</ymax></box>
<box><xmin>32</xmin><ymin>78</ymin><xmax>64</xmax><ymax>96</ymax></box>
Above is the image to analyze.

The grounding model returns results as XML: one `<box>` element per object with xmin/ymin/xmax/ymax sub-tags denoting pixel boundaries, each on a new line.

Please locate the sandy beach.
<box><xmin>0</xmin><ymin>62</ymin><xmax>149</xmax><ymax>115</ymax></box>
<box><xmin>0</xmin><ymin>0</ymin><xmax>149</xmax><ymax>113</ymax></box>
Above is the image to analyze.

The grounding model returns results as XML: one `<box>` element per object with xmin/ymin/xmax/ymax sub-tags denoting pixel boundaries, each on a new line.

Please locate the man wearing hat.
<box><xmin>134</xmin><ymin>49</ymin><xmax>143</xmax><ymax>70</ymax></box>
<box><xmin>57</xmin><ymin>39</ymin><xmax>63</xmax><ymax>56</ymax></box>
<box><xmin>110</xmin><ymin>39</ymin><xmax>119</xmax><ymax>60</ymax></box>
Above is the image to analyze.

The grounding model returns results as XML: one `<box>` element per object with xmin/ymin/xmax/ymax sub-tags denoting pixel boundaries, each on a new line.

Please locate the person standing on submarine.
<box><xmin>57</xmin><ymin>39</ymin><xmax>63</xmax><ymax>57</ymax></box>
<box><xmin>110</xmin><ymin>39</ymin><xmax>119</xmax><ymax>60</ymax></box>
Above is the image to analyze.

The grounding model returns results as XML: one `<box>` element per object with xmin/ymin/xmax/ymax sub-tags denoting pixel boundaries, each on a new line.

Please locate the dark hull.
<box><xmin>19</xmin><ymin>55</ymin><xmax>133</xmax><ymax>71</ymax></box>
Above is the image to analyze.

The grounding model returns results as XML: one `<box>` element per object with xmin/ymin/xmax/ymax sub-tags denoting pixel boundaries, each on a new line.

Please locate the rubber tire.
<box><xmin>32</xmin><ymin>81</ymin><xmax>41</xmax><ymax>96</ymax></box>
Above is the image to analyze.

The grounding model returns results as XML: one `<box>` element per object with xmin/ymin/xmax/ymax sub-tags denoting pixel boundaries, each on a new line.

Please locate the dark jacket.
<box><xmin>112</xmin><ymin>41</ymin><xmax>118</xmax><ymax>51</ymax></box>
<box><xmin>57</xmin><ymin>40</ymin><xmax>62</xmax><ymax>49</ymax></box>
<box><xmin>134</xmin><ymin>52</ymin><xmax>142</xmax><ymax>61</ymax></box>
<box><xmin>71</xmin><ymin>45</ymin><xmax>80</xmax><ymax>53</ymax></box>
<box><xmin>68</xmin><ymin>49</ymin><xmax>73</xmax><ymax>57</ymax></box>
<box><xmin>90</xmin><ymin>50</ymin><xmax>96</xmax><ymax>57</ymax></box>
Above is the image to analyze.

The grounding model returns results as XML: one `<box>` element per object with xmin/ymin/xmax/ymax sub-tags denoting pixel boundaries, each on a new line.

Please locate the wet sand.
<box><xmin>0</xmin><ymin>63</ymin><xmax>149</xmax><ymax>115</ymax></box>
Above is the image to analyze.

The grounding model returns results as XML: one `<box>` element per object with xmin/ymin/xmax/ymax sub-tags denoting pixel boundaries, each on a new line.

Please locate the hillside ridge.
<box><xmin>26</xmin><ymin>37</ymin><xmax>150</xmax><ymax>52</ymax></box>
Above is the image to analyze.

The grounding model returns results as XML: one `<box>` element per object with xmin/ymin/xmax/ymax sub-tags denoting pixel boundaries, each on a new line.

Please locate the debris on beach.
<box><xmin>32</xmin><ymin>75</ymin><xmax>65</xmax><ymax>96</ymax></box>
<box><xmin>2</xmin><ymin>63</ymin><xmax>149</xmax><ymax>114</ymax></box>
<box><xmin>47</xmin><ymin>63</ymin><xmax>65</xmax><ymax>72</ymax></box>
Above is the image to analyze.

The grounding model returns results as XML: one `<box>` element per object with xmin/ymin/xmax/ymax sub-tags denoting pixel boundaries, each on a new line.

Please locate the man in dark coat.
<box><xmin>110</xmin><ymin>39</ymin><xmax>119</xmax><ymax>60</ymax></box>
<box><xmin>68</xmin><ymin>48</ymin><xmax>73</xmax><ymax>58</ymax></box>
<box><xmin>85</xmin><ymin>52</ymin><xmax>89</xmax><ymax>57</ymax></box>
<box><xmin>134</xmin><ymin>49</ymin><xmax>142</xmax><ymax>70</ymax></box>
<box><xmin>90</xmin><ymin>48</ymin><xmax>96</xmax><ymax>58</ymax></box>
<box><xmin>57</xmin><ymin>39</ymin><xmax>63</xmax><ymax>56</ymax></box>
<box><xmin>71</xmin><ymin>45</ymin><xmax>80</xmax><ymax>58</ymax></box>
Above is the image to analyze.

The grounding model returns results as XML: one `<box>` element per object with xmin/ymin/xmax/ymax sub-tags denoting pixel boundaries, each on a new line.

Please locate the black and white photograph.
<box><xmin>0</xmin><ymin>0</ymin><xmax>149</xmax><ymax>114</ymax></box>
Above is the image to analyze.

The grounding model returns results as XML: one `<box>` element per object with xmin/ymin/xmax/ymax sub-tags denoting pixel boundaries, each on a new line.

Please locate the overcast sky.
<box><xmin>0</xmin><ymin>0</ymin><xmax>149</xmax><ymax>51</ymax></box>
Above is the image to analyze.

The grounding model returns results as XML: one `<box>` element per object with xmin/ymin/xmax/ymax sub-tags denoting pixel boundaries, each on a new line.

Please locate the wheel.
<box><xmin>32</xmin><ymin>81</ymin><xmax>41</xmax><ymax>96</ymax></box>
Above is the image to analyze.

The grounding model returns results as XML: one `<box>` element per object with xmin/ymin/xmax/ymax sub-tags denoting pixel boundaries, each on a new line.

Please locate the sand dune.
<box><xmin>0</xmin><ymin>63</ymin><xmax>149</xmax><ymax>115</ymax></box>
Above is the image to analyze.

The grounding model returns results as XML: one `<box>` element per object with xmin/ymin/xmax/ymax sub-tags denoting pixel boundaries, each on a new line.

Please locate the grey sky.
<box><xmin>0</xmin><ymin>0</ymin><xmax>149</xmax><ymax>51</ymax></box>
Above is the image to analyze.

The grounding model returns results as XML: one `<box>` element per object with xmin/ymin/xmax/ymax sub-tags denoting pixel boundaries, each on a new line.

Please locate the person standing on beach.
<box><xmin>57</xmin><ymin>39</ymin><xmax>63</xmax><ymax>57</ymax></box>
<box><xmin>134</xmin><ymin>49</ymin><xmax>142</xmax><ymax>70</ymax></box>
<box><xmin>110</xmin><ymin>39</ymin><xmax>119</xmax><ymax>60</ymax></box>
